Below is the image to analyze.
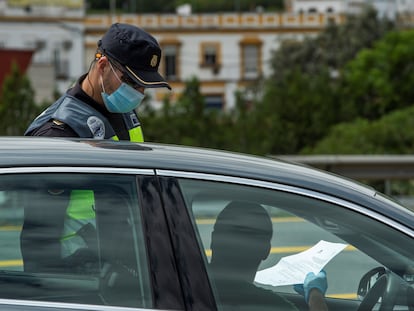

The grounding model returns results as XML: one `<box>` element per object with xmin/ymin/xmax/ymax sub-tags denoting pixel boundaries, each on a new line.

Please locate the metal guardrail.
<box><xmin>271</xmin><ymin>155</ymin><xmax>414</xmax><ymax>199</ymax></box>
<box><xmin>272</xmin><ymin>155</ymin><xmax>414</xmax><ymax>180</ymax></box>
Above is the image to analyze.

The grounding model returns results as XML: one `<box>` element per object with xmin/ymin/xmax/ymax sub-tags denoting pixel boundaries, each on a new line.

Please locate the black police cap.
<box><xmin>98</xmin><ymin>23</ymin><xmax>171</xmax><ymax>90</ymax></box>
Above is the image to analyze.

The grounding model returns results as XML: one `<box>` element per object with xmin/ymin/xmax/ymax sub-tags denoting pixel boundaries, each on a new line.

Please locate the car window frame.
<box><xmin>156</xmin><ymin>169</ymin><xmax>414</xmax><ymax>311</ymax></box>
<box><xmin>157</xmin><ymin>175</ymin><xmax>218</xmax><ymax>311</ymax></box>
<box><xmin>0</xmin><ymin>166</ymin><xmax>185</xmax><ymax>311</ymax></box>
<box><xmin>0</xmin><ymin>297</ymin><xmax>154</xmax><ymax>311</ymax></box>
<box><xmin>156</xmin><ymin>170</ymin><xmax>414</xmax><ymax>238</ymax></box>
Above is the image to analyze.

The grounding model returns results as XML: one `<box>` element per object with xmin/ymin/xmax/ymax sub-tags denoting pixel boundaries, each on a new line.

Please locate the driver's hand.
<box><xmin>294</xmin><ymin>270</ymin><xmax>328</xmax><ymax>303</ymax></box>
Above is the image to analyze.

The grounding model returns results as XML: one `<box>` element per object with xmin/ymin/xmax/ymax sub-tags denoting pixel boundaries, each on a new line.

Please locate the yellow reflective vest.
<box><xmin>61</xmin><ymin>124</ymin><xmax>143</xmax><ymax>257</ymax></box>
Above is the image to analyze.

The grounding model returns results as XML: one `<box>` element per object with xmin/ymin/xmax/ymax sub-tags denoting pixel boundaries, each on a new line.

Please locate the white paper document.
<box><xmin>254</xmin><ymin>240</ymin><xmax>347</xmax><ymax>286</ymax></box>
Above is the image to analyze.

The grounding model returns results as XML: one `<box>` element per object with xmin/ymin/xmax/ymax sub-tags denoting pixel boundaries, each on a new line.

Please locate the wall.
<box><xmin>0</xmin><ymin>48</ymin><xmax>33</xmax><ymax>95</ymax></box>
<box><xmin>0</xmin><ymin>21</ymin><xmax>84</xmax><ymax>103</ymax></box>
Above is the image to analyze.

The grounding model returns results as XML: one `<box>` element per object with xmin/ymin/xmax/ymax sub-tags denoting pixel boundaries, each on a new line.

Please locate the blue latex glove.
<box><xmin>294</xmin><ymin>270</ymin><xmax>328</xmax><ymax>303</ymax></box>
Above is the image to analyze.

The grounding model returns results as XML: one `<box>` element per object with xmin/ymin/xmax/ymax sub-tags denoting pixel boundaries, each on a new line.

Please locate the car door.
<box><xmin>0</xmin><ymin>168</ymin><xmax>184</xmax><ymax>311</ymax></box>
<box><xmin>157</xmin><ymin>171</ymin><xmax>414</xmax><ymax>311</ymax></box>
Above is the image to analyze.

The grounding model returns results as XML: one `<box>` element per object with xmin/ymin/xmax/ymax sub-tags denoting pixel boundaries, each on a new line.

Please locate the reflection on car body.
<box><xmin>0</xmin><ymin>137</ymin><xmax>413</xmax><ymax>311</ymax></box>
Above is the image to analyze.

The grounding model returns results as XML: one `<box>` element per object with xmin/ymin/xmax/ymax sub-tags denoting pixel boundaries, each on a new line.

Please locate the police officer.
<box><xmin>24</xmin><ymin>23</ymin><xmax>170</xmax><ymax>267</ymax></box>
<box><xmin>25</xmin><ymin>22</ymin><xmax>170</xmax><ymax>141</ymax></box>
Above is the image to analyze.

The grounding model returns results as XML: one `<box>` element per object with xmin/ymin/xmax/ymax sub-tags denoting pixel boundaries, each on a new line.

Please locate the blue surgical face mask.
<box><xmin>101</xmin><ymin>82</ymin><xmax>144</xmax><ymax>113</ymax></box>
<box><xmin>101</xmin><ymin>63</ymin><xmax>145</xmax><ymax>113</ymax></box>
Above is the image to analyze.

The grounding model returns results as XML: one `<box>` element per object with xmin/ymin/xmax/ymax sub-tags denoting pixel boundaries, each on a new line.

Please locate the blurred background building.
<box><xmin>0</xmin><ymin>0</ymin><xmax>84</xmax><ymax>103</ymax></box>
<box><xmin>287</xmin><ymin>0</ymin><xmax>414</xmax><ymax>19</ymax></box>
<box><xmin>0</xmin><ymin>0</ymin><xmax>413</xmax><ymax>108</ymax></box>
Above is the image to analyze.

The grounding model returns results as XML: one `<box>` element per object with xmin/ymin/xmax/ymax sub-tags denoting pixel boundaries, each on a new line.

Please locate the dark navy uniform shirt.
<box><xmin>28</xmin><ymin>74</ymin><xmax>129</xmax><ymax>140</ymax></box>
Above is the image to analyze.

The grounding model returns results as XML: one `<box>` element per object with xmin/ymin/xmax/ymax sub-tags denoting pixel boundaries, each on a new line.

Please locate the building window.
<box><xmin>0</xmin><ymin>173</ymin><xmax>152</xmax><ymax>309</ymax></box>
<box><xmin>203</xmin><ymin>46</ymin><xmax>216</xmax><ymax>65</ymax></box>
<box><xmin>240</xmin><ymin>37</ymin><xmax>262</xmax><ymax>80</ymax></box>
<box><xmin>200</xmin><ymin>42</ymin><xmax>221</xmax><ymax>70</ymax></box>
<box><xmin>242</xmin><ymin>45</ymin><xmax>259</xmax><ymax>79</ymax></box>
<box><xmin>54</xmin><ymin>49</ymin><xmax>69</xmax><ymax>80</ymax></box>
<box><xmin>35</xmin><ymin>39</ymin><xmax>46</xmax><ymax>51</ymax></box>
<box><xmin>160</xmin><ymin>39</ymin><xmax>181</xmax><ymax>81</ymax></box>
<box><xmin>204</xmin><ymin>94</ymin><xmax>224</xmax><ymax>110</ymax></box>
<box><xmin>163</xmin><ymin>45</ymin><xmax>178</xmax><ymax>81</ymax></box>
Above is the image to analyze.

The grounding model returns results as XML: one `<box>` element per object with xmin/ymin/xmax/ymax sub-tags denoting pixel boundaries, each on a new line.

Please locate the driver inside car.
<box><xmin>209</xmin><ymin>201</ymin><xmax>328</xmax><ymax>311</ymax></box>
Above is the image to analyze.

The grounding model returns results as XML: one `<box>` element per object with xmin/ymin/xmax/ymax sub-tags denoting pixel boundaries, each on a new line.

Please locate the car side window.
<box><xmin>178</xmin><ymin>178</ymin><xmax>414</xmax><ymax>311</ymax></box>
<box><xmin>0</xmin><ymin>173</ymin><xmax>152</xmax><ymax>308</ymax></box>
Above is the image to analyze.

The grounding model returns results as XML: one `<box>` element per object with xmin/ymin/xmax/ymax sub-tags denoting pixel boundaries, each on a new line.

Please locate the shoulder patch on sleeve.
<box><xmin>87</xmin><ymin>116</ymin><xmax>105</xmax><ymax>139</ymax></box>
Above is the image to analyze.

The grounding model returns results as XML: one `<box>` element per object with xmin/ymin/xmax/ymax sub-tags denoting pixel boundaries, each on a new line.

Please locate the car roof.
<box><xmin>0</xmin><ymin>137</ymin><xmax>369</xmax><ymax>191</ymax></box>
<box><xmin>0</xmin><ymin>137</ymin><xmax>412</xmax><ymax>227</ymax></box>
<box><xmin>0</xmin><ymin>136</ymin><xmax>380</xmax><ymax>195</ymax></box>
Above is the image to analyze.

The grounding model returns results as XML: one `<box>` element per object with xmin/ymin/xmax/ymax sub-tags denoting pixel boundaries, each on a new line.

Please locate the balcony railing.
<box><xmin>84</xmin><ymin>12</ymin><xmax>346</xmax><ymax>31</ymax></box>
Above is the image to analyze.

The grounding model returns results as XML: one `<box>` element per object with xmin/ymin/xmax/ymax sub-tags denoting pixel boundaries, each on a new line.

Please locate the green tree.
<box><xmin>140</xmin><ymin>77</ymin><xmax>230</xmax><ymax>148</ymax></box>
<box><xmin>140</xmin><ymin>77</ymin><xmax>267</xmax><ymax>152</ymax></box>
<box><xmin>253</xmin><ymin>67</ymin><xmax>341</xmax><ymax>154</ymax></box>
<box><xmin>175</xmin><ymin>0</ymin><xmax>284</xmax><ymax>12</ymax></box>
<box><xmin>86</xmin><ymin>0</ymin><xmax>284</xmax><ymax>13</ymax></box>
<box><xmin>270</xmin><ymin>8</ymin><xmax>393</xmax><ymax>83</ymax></box>
<box><xmin>301</xmin><ymin>29</ymin><xmax>414</xmax><ymax>155</ymax></box>
<box><xmin>0</xmin><ymin>63</ymin><xmax>41</xmax><ymax>136</ymax></box>
<box><xmin>175</xmin><ymin>76</ymin><xmax>208</xmax><ymax>146</ymax></box>
<box><xmin>252</xmin><ymin>8</ymin><xmax>394</xmax><ymax>155</ymax></box>
<box><xmin>304</xmin><ymin>105</ymin><xmax>414</xmax><ymax>154</ymax></box>
<box><xmin>339</xmin><ymin>29</ymin><xmax>414</xmax><ymax>121</ymax></box>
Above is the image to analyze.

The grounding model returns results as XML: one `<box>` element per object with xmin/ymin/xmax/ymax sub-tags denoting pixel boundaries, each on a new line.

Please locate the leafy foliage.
<box><xmin>339</xmin><ymin>30</ymin><xmax>414</xmax><ymax>120</ymax></box>
<box><xmin>302</xmin><ymin>28</ymin><xmax>414</xmax><ymax>155</ymax></box>
<box><xmin>137</xmin><ymin>8</ymin><xmax>403</xmax><ymax>155</ymax></box>
<box><xmin>140</xmin><ymin>77</ymin><xmax>228</xmax><ymax>148</ymax></box>
<box><xmin>174</xmin><ymin>0</ymin><xmax>284</xmax><ymax>12</ymax></box>
<box><xmin>140</xmin><ymin>77</ymin><xmax>263</xmax><ymax>153</ymax></box>
<box><xmin>270</xmin><ymin>8</ymin><xmax>393</xmax><ymax>83</ymax></box>
<box><xmin>86</xmin><ymin>0</ymin><xmax>284</xmax><ymax>13</ymax></box>
<box><xmin>0</xmin><ymin>63</ymin><xmax>42</xmax><ymax>136</ymax></box>
<box><xmin>304</xmin><ymin>106</ymin><xmax>414</xmax><ymax>154</ymax></box>
<box><xmin>256</xmin><ymin>8</ymin><xmax>395</xmax><ymax>155</ymax></box>
<box><xmin>253</xmin><ymin>67</ymin><xmax>341</xmax><ymax>154</ymax></box>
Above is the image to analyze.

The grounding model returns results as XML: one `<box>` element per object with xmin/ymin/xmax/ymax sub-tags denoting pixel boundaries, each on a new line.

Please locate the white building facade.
<box><xmin>0</xmin><ymin>0</ymin><xmax>343</xmax><ymax>109</ymax></box>
<box><xmin>0</xmin><ymin>0</ymin><xmax>84</xmax><ymax>103</ymax></box>
<box><xmin>84</xmin><ymin>12</ymin><xmax>342</xmax><ymax>110</ymax></box>
<box><xmin>1</xmin><ymin>0</ymin><xmax>413</xmax><ymax>109</ymax></box>
<box><xmin>287</xmin><ymin>0</ymin><xmax>414</xmax><ymax>20</ymax></box>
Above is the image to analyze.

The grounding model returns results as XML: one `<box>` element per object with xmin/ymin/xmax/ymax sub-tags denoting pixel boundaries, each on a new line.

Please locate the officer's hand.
<box><xmin>294</xmin><ymin>270</ymin><xmax>328</xmax><ymax>303</ymax></box>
